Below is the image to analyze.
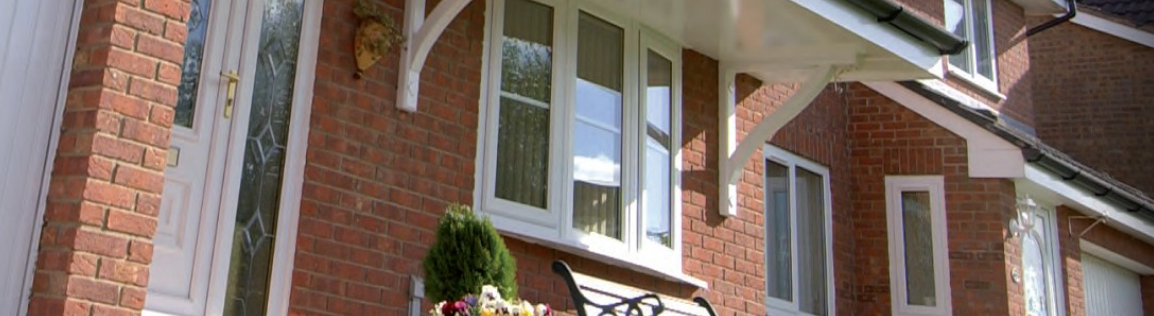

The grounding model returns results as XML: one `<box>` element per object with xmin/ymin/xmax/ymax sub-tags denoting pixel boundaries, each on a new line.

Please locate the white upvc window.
<box><xmin>478</xmin><ymin>0</ymin><xmax>683</xmax><ymax>273</ymax></box>
<box><xmin>944</xmin><ymin>0</ymin><xmax>998</xmax><ymax>90</ymax></box>
<box><xmin>763</xmin><ymin>146</ymin><xmax>834</xmax><ymax>316</ymax></box>
<box><xmin>885</xmin><ymin>176</ymin><xmax>952</xmax><ymax>316</ymax></box>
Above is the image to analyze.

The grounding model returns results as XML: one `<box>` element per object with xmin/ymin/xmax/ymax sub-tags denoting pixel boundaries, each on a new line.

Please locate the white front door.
<box><xmin>146</xmin><ymin>0</ymin><xmax>316</xmax><ymax>315</ymax></box>
<box><xmin>0</xmin><ymin>1</ymin><xmax>81</xmax><ymax>314</ymax></box>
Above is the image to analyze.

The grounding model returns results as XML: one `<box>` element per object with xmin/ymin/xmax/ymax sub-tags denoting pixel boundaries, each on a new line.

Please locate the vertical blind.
<box><xmin>797</xmin><ymin>168</ymin><xmax>827</xmax><ymax>316</ymax></box>
<box><xmin>765</xmin><ymin>162</ymin><xmax>792</xmax><ymax>302</ymax></box>
<box><xmin>1082</xmin><ymin>253</ymin><xmax>1145</xmax><ymax>316</ymax></box>
<box><xmin>571</xmin><ymin>12</ymin><xmax>624</xmax><ymax>240</ymax></box>
<box><xmin>495</xmin><ymin>0</ymin><xmax>554</xmax><ymax>209</ymax></box>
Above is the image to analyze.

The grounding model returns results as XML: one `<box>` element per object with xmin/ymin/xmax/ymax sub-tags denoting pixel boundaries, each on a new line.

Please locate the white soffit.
<box><xmin>584</xmin><ymin>0</ymin><xmax>946</xmax><ymax>82</ymax></box>
<box><xmin>1072</xmin><ymin>11</ymin><xmax>1154</xmax><ymax>49</ymax></box>
<box><xmin>1012</xmin><ymin>0</ymin><xmax>1068</xmax><ymax>16</ymax></box>
<box><xmin>862</xmin><ymin>82</ymin><xmax>1025</xmax><ymax>178</ymax></box>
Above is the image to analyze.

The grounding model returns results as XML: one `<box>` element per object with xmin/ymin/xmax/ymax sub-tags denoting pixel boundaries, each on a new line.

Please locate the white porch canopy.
<box><xmin>396</xmin><ymin>0</ymin><xmax>964</xmax><ymax>217</ymax></box>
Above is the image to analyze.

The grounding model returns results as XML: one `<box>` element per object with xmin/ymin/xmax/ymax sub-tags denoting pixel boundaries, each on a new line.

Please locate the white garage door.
<box><xmin>0</xmin><ymin>0</ymin><xmax>81</xmax><ymax>314</ymax></box>
<box><xmin>1082</xmin><ymin>253</ymin><xmax>1145</xmax><ymax>316</ymax></box>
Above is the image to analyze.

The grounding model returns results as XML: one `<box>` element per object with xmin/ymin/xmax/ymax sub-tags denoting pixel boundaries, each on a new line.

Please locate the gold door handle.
<box><xmin>222</xmin><ymin>70</ymin><xmax>240</xmax><ymax>118</ymax></box>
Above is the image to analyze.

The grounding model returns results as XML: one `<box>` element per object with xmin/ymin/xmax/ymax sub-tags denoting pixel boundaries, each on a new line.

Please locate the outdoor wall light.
<box><xmin>1010</xmin><ymin>196</ymin><xmax>1040</xmax><ymax>238</ymax></box>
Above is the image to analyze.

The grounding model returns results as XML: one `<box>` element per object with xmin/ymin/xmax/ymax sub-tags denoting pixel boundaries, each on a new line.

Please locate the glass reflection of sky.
<box><xmin>573</xmin><ymin>79</ymin><xmax>621</xmax><ymax>186</ymax></box>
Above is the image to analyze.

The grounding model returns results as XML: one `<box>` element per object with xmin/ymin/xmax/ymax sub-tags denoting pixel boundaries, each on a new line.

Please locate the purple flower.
<box><xmin>465</xmin><ymin>294</ymin><xmax>478</xmax><ymax>307</ymax></box>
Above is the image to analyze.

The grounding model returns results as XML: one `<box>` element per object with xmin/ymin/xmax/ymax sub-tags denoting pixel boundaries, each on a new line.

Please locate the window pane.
<box><xmin>222</xmin><ymin>0</ymin><xmax>304</xmax><ymax>314</ymax></box>
<box><xmin>644</xmin><ymin>50</ymin><xmax>673</xmax><ymax>247</ymax></box>
<box><xmin>495</xmin><ymin>0</ymin><xmax>553</xmax><ymax>209</ymax></box>
<box><xmin>1024</xmin><ymin>234</ymin><xmax>1051</xmax><ymax>316</ymax></box>
<box><xmin>173</xmin><ymin>0</ymin><xmax>214</xmax><ymax>128</ymax></box>
<box><xmin>901</xmin><ymin>191</ymin><xmax>937</xmax><ymax>307</ymax></box>
<box><xmin>765</xmin><ymin>161</ymin><xmax>791</xmax><ymax>302</ymax></box>
<box><xmin>572</xmin><ymin>12</ymin><xmax>624</xmax><ymax>240</ymax></box>
<box><xmin>944</xmin><ymin>0</ymin><xmax>971</xmax><ymax>72</ymax></box>
<box><xmin>797</xmin><ymin>168</ymin><xmax>827</xmax><ymax>316</ymax></box>
<box><xmin>973</xmin><ymin>0</ymin><xmax>995</xmax><ymax>80</ymax></box>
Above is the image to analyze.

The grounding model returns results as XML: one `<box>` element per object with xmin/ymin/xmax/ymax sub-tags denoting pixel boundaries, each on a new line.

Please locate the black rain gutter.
<box><xmin>897</xmin><ymin>81</ymin><xmax>1154</xmax><ymax>219</ymax></box>
<box><xmin>841</xmin><ymin>0</ymin><xmax>970</xmax><ymax>55</ymax></box>
<box><xmin>1021</xmin><ymin>147</ymin><xmax>1154</xmax><ymax>217</ymax></box>
<box><xmin>1027</xmin><ymin>0</ymin><xmax>1078</xmax><ymax>36</ymax></box>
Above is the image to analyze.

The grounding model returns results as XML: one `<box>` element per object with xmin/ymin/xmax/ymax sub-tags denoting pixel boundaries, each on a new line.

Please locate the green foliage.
<box><xmin>422</xmin><ymin>205</ymin><xmax>518</xmax><ymax>303</ymax></box>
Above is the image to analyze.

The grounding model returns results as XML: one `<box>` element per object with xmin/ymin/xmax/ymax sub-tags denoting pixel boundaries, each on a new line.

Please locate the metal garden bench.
<box><xmin>551</xmin><ymin>260</ymin><xmax>719</xmax><ymax>316</ymax></box>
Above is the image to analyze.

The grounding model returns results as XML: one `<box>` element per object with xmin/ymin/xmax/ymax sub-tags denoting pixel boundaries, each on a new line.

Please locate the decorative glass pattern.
<box><xmin>221</xmin><ymin>0</ymin><xmax>304</xmax><ymax>315</ymax></box>
<box><xmin>173</xmin><ymin>0</ymin><xmax>214</xmax><ymax>128</ymax></box>
<box><xmin>1023</xmin><ymin>233</ymin><xmax>1050</xmax><ymax>316</ymax></box>
<box><xmin>495</xmin><ymin>0</ymin><xmax>553</xmax><ymax>209</ymax></box>
<box><xmin>901</xmin><ymin>191</ymin><xmax>937</xmax><ymax>307</ymax></box>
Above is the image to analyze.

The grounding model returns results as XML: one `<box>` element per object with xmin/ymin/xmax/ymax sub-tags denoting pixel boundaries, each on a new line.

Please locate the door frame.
<box><xmin>200</xmin><ymin>0</ymin><xmax>322</xmax><ymax>314</ymax></box>
<box><xmin>143</xmin><ymin>0</ymin><xmax>320</xmax><ymax>314</ymax></box>
<box><xmin>11</xmin><ymin>0</ymin><xmax>84</xmax><ymax>315</ymax></box>
<box><xmin>209</xmin><ymin>0</ymin><xmax>322</xmax><ymax>313</ymax></box>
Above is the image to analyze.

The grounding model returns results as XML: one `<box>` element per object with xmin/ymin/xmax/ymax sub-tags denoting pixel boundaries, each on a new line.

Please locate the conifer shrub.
<box><xmin>422</xmin><ymin>204</ymin><xmax>518</xmax><ymax>303</ymax></box>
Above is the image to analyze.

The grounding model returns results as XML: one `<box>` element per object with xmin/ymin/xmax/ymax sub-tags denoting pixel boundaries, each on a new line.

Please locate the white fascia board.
<box><xmin>788</xmin><ymin>0</ymin><xmax>945</xmax><ymax>79</ymax></box>
<box><xmin>1017</xmin><ymin>165</ymin><xmax>1154</xmax><ymax>245</ymax></box>
<box><xmin>862</xmin><ymin>81</ymin><xmax>1025</xmax><ymax>178</ymax></box>
<box><xmin>1072</xmin><ymin>11</ymin><xmax>1154</xmax><ymax>49</ymax></box>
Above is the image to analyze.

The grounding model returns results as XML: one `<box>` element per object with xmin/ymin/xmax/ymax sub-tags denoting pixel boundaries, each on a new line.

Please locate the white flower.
<box><xmin>430</xmin><ymin>302</ymin><xmax>446</xmax><ymax>316</ymax></box>
<box><xmin>481</xmin><ymin>285</ymin><xmax>502</xmax><ymax>301</ymax></box>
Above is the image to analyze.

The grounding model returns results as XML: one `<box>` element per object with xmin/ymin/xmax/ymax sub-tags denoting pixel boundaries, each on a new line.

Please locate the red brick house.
<box><xmin>0</xmin><ymin>0</ymin><xmax>1151</xmax><ymax>315</ymax></box>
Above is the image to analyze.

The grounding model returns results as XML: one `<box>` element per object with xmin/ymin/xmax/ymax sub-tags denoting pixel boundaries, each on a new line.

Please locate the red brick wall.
<box><xmin>29</xmin><ymin>0</ymin><xmax>187</xmax><ymax>315</ymax></box>
<box><xmin>767</xmin><ymin>84</ymin><xmax>857</xmax><ymax>314</ymax></box>
<box><xmin>289</xmin><ymin>0</ymin><xmax>485</xmax><ymax>313</ymax></box>
<box><xmin>292</xmin><ymin>0</ymin><xmax>848</xmax><ymax>314</ymax></box>
<box><xmin>1029</xmin><ymin>20</ymin><xmax>1154</xmax><ymax>196</ymax></box>
<box><xmin>843</xmin><ymin>84</ymin><xmax>1022</xmax><ymax>316</ymax></box>
<box><xmin>891</xmin><ymin>0</ymin><xmax>1036</xmax><ymax>126</ymax></box>
<box><xmin>1055</xmin><ymin>206</ymin><xmax>1154</xmax><ymax>316</ymax></box>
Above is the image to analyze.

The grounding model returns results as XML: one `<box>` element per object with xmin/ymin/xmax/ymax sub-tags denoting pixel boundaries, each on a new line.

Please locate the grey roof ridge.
<box><xmin>896</xmin><ymin>81</ymin><xmax>1154</xmax><ymax>220</ymax></box>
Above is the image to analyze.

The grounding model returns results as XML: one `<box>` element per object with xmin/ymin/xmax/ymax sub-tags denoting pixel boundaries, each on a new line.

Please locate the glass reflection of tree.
<box><xmin>174</xmin><ymin>0</ymin><xmax>212</xmax><ymax>128</ymax></box>
<box><xmin>495</xmin><ymin>37</ymin><xmax>552</xmax><ymax>208</ymax></box>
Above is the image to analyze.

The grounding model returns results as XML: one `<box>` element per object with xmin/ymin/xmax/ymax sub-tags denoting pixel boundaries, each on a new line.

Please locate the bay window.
<box><xmin>763</xmin><ymin>146</ymin><xmax>833</xmax><ymax>316</ymax></box>
<box><xmin>479</xmin><ymin>0</ymin><xmax>683</xmax><ymax>272</ymax></box>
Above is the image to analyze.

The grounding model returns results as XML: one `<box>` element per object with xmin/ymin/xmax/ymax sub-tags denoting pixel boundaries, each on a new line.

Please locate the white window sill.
<box><xmin>946</xmin><ymin>69</ymin><xmax>1006</xmax><ymax>101</ymax></box>
<box><xmin>484</xmin><ymin>212</ymin><xmax>709</xmax><ymax>289</ymax></box>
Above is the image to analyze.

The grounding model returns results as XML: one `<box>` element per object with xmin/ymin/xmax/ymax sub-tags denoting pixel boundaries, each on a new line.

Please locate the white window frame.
<box><xmin>945</xmin><ymin>0</ymin><xmax>999</xmax><ymax>92</ymax></box>
<box><xmin>763</xmin><ymin>146</ymin><xmax>835</xmax><ymax>316</ymax></box>
<box><xmin>885</xmin><ymin>176</ymin><xmax>952</xmax><ymax>316</ymax></box>
<box><xmin>477</xmin><ymin>0</ymin><xmax>685</xmax><ymax>276</ymax></box>
<box><xmin>1018</xmin><ymin>199</ymin><xmax>1066</xmax><ymax>316</ymax></box>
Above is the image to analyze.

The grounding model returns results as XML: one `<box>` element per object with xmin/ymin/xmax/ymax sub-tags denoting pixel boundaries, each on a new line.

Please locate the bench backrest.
<box><xmin>551</xmin><ymin>260</ymin><xmax>718</xmax><ymax>316</ymax></box>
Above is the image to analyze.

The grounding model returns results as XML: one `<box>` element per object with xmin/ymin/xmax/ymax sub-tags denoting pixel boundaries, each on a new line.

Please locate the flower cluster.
<box><xmin>431</xmin><ymin>285</ymin><xmax>553</xmax><ymax>316</ymax></box>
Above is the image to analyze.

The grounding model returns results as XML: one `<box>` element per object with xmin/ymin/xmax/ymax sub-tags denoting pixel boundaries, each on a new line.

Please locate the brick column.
<box><xmin>26</xmin><ymin>0</ymin><xmax>188</xmax><ymax>315</ymax></box>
